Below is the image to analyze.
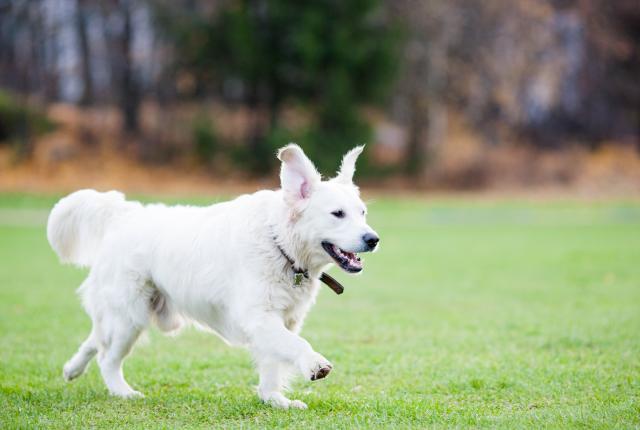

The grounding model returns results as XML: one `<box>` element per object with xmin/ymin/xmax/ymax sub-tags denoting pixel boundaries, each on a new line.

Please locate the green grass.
<box><xmin>1</xmin><ymin>194</ymin><xmax>639</xmax><ymax>429</ymax></box>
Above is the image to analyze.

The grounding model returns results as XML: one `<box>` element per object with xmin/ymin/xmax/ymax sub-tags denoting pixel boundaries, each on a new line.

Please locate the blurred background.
<box><xmin>0</xmin><ymin>0</ymin><xmax>638</xmax><ymax>195</ymax></box>
<box><xmin>1</xmin><ymin>3</ymin><xmax>639</xmax><ymax>426</ymax></box>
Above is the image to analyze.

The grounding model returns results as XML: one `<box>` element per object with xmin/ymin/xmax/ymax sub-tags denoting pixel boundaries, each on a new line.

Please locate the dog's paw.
<box><xmin>260</xmin><ymin>392</ymin><xmax>308</xmax><ymax>410</ymax></box>
<box><xmin>62</xmin><ymin>361</ymin><xmax>84</xmax><ymax>381</ymax></box>
<box><xmin>289</xmin><ymin>399</ymin><xmax>308</xmax><ymax>409</ymax></box>
<box><xmin>110</xmin><ymin>388</ymin><xmax>145</xmax><ymax>399</ymax></box>
<box><xmin>298</xmin><ymin>352</ymin><xmax>333</xmax><ymax>381</ymax></box>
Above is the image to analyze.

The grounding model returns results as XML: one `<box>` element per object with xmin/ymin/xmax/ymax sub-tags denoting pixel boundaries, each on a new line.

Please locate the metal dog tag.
<box><xmin>293</xmin><ymin>272</ymin><xmax>304</xmax><ymax>286</ymax></box>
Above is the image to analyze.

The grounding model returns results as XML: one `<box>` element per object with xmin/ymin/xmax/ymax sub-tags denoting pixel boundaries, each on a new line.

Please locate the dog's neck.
<box><xmin>271</xmin><ymin>215</ymin><xmax>328</xmax><ymax>279</ymax></box>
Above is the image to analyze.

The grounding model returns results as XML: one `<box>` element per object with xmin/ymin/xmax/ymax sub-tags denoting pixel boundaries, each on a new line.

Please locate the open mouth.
<box><xmin>321</xmin><ymin>241</ymin><xmax>363</xmax><ymax>273</ymax></box>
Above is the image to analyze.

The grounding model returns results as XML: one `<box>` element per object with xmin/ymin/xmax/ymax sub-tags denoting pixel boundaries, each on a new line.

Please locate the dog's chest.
<box><xmin>271</xmin><ymin>274</ymin><xmax>320</xmax><ymax>328</ymax></box>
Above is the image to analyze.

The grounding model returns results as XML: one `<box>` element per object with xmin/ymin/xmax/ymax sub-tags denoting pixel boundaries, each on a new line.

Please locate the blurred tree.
<box><xmin>1</xmin><ymin>0</ymin><xmax>637</xmax><ymax>174</ymax></box>
<box><xmin>577</xmin><ymin>0</ymin><xmax>639</xmax><ymax>145</ymax></box>
<box><xmin>75</xmin><ymin>0</ymin><xmax>94</xmax><ymax>106</ymax></box>
<box><xmin>0</xmin><ymin>1</ymin><xmax>59</xmax><ymax>156</ymax></box>
<box><xmin>388</xmin><ymin>0</ymin><xmax>457</xmax><ymax>179</ymax></box>
<box><xmin>102</xmin><ymin>0</ymin><xmax>141</xmax><ymax>134</ymax></box>
<box><xmin>388</xmin><ymin>0</ymin><xmax>640</xmax><ymax>181</ymax></box>
<box><xmin>158</xmin><ymin>0</ymin><xmax>398</xmax><ymax>174</ymax></box>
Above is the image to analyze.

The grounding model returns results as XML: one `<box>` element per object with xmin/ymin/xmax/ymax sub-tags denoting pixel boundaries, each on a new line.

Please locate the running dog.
<box><xmin>47</xmin><ymin>144</ymin><xmax>379</xmax><ymax>409</ymax></box>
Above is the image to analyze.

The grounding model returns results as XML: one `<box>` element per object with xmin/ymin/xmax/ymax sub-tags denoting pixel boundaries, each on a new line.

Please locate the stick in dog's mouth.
<box><xmin>321</xmin><ymin>241</ymin><xmax>363</xmax><ymax>273</ymax></box>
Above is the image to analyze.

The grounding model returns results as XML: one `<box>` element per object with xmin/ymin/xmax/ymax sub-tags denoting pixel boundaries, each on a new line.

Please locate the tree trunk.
<box><xmin>245</xmin><ymin>0</ymin><xmax>272</xmax><ymax>174</ymax></box>
<box><xmin>103</xmin><ymin>0</ymin><xmax>140</xmax><ymax>134</ymax></box>
<box><xmin>75</xmin><ymin>0</ymin><xmax>94</xmax><ymax>106</ymax></box>
<box><xmin>119</xmin><ymin>1</ymin><xmax>139</xmax><ymax>134</ymax></box>
<box><xmin>405</xmin><ymin>94</ymin><xmax>428</xmax><ymax>177</ymax></box>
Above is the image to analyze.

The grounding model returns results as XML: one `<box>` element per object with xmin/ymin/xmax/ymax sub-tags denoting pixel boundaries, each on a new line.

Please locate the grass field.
<box><xmin>0</xmin><ymin>193</ymin><xmax>639</xmax><ymax>429</ymax></box>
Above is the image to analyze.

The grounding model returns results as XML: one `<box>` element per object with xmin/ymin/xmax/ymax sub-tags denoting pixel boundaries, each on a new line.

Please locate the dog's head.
<box><xmin>278</xmin><ymin>144</ymin><xmax>379</xmax><ymax>273</ymax></box>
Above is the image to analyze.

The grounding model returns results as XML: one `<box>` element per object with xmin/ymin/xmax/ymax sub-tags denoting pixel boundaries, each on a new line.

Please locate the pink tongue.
<box><xmin>332</xmin><ymin>245</ymin><xmax>361</xmax><ymax>267</ymax></box>
<box><xmin>345</xmin><ymin>252</ymin><xmax>361</xmax><ymax>267</ymax></box>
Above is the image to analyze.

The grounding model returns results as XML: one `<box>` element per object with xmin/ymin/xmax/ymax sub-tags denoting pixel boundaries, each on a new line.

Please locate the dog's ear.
<box><xmin>333</xmin><ymin>145</ymin><xmax>364</xmax><ymax>184</ymax></box>
<box><xmin>277</xmin><ymin>143</ymin><xmax>321</xmax><ymax>204</ymax></box>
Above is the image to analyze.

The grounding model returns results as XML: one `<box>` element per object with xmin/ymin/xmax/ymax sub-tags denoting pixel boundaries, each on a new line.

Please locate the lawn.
<box><xmin>0</xmin><ymin>193</ymin><xmax>638</xmax><ymax>429</ymax></box>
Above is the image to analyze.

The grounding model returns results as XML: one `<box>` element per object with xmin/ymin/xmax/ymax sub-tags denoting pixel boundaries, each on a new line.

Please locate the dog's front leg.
<box><xmin>256</xmin><ymin>357</ymin><xmax>307</xmax><ymax>409</ymax></box>
<box><xmin>246</xmin><ymin>314</ymin><xmax>332</xmax><ymax>408</ymax></box>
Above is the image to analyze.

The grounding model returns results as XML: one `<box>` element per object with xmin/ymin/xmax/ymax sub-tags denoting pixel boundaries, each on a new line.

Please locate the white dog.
<box><xmin>47</xmin><ymin>144</ymin><xmax>379</xmax><ymax>409</ymax></box>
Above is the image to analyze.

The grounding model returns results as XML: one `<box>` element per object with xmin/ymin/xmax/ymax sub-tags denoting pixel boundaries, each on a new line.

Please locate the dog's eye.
<box><xmin>331</xmin><ymin>210</ymin><xmax>345</xmax><ymax>219</ymax></box>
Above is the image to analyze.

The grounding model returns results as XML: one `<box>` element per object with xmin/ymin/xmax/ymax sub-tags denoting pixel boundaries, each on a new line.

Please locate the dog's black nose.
<box><xmin>363</xmin><ymin>233</ymin><xmax>379</xmax><ymax>250</ymax></box>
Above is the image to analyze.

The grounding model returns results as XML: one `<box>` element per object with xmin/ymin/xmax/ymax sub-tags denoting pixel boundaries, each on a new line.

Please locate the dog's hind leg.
<box><xmin>63</xmin><ymin>328</ymin><xmax>98</xmax><ymax>381</ymax></box>
<box><xmin>96</xmin><ymin>314</ymin><xmax>144</xmax><ymax>398</ymax></box>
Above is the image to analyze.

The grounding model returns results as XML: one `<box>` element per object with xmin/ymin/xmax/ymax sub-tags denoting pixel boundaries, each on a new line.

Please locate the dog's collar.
<box><xmin>274</xmin><ymin>241</ymin><xmax>309</xmax><ymax>283</ymax></box>
<box><xmin>274</xmin><ymin>239</ymin><xmax>344</xmax><ymax>295</ymax></box>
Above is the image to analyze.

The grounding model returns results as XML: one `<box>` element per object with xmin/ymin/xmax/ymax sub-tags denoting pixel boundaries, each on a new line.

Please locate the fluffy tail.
<box><xmin>47</xmin><ymin>189</ymin><xmax>138</xmax><ymax>267</ymax></box>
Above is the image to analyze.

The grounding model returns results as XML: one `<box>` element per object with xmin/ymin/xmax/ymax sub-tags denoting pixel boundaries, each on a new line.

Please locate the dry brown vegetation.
<box><xmin>1</xmin><ymin>103</ymin><xmax>637</xmax><ymax>198</ymax></box>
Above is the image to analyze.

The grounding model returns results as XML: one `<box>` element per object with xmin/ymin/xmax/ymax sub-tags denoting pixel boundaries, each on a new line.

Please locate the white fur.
<box><xmin>49</xmin><ymin>144</ymin><xmax>378</xmax><ymax>408</ymax></box>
